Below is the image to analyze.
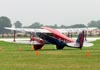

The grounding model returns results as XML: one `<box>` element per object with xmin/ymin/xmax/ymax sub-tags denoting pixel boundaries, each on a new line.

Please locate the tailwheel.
<box><xmin>56</xmin><ymin>45</ymin><xmax>65</xmax><ymax>50</ymax></box>
<box><xmin>33</xmin><ymin>44</ymin><xmax>44</xmax><ymax>50</ymax></box>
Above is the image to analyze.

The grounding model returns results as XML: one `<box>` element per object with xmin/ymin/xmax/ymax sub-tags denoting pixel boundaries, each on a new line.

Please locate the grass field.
<box><xmin>0</xmin><ymin>40</ymin><xmax>100</xmax><ymax>70</ymax></box>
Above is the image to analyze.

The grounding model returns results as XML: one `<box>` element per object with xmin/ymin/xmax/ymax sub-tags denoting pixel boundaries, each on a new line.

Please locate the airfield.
<box><xmin>0</xmin><ymin>38</ymin><xmax>99</xmax><ymax>46</ymax></box>
<box><xmin>0</xmin><ymin>38</ymin><xmax>100</xmax><ymax>70</ymax></box>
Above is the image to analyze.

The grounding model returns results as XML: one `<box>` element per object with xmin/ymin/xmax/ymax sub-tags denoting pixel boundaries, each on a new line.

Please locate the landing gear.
<box><xmin>33</xmin><ymin>44</ymin><xmax>44</xmax><ymax>50</ymax></box>
<box><xmin>56</xmin><ymin>45</ymin><xmax>65</xmax><ymax>50</ymax></box>
<box><xmin>13</xmin><ymin>30</ymin><xmax>16</xmax><ymax>42</ymax></box>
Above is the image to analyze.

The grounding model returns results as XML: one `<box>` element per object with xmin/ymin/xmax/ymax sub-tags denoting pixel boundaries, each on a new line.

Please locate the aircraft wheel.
<box><xmin>33</xmin><ymin>44</ymin><xmax>44</xmax><ymax>50</ymax></box>
<box><xmin>56</xmin><ymin>45</ymin><xmax>64</xmax><ymax>49</ymax></box>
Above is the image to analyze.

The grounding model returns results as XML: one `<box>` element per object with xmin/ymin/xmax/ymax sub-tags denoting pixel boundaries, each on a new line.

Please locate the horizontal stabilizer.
<box><xmin>83</xmin><ymin>42</ymin><xmax>94</xmax><ymax>47</ymax></box>
<box><xmin>67</xmin><ymin>42</ymin><xmax>80</xmax><ymax>48</ymax></box>
<box><xmin>67</xmin><ymin>42</ymin><xmax>93</xmax><ymax>48</ymax></box>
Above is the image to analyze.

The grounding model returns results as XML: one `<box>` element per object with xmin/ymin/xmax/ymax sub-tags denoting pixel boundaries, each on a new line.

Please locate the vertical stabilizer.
<box><xmin>67</xmin><ymin>31</ymin><xmax>85</xmax><ymax>49</ymax></box>
<box><xmin>76</xmin><ymin>31</ymin><xmax>85</xmax><ymax>49</ymax></box>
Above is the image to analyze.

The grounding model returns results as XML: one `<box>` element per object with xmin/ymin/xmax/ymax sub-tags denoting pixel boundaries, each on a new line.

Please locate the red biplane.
<box><xmin>5</xmin><ymin>27</ymin><xmax>93</xmax><ymax>50</ymax></box>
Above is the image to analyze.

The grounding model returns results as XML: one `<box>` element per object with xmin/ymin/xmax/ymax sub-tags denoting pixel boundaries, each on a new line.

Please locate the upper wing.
<box><xmin>56</xmin><ymin>27</ymin><xmax>97</xmax><ymax>33</ymax></box>
<box><xmin>4</xmin><ymin>27</ymin><xmax>51</xmax><ymax>33</ymax></box>
<box><xmin>56</xmin><ymin>28</ymin><xmax>84</xmax><ymax>33</ymax></box>
<box><xmin>5</xmin><ymin>27</ymin><xmax>97</xmax><ymax>33</ymax></box>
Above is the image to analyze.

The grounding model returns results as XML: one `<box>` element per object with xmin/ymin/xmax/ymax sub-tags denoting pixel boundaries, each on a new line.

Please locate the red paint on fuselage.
<box><xmin>42</xmin><ymin>27</ymin><xmax>74</xmax><ymax>43</ymax></box>
<box><xmin>31</xmin><ymin>36</ymin><xmax>44</xmax><ymax>50</ymax></box>
<box><xmin>31</xmin><ymin>37</ymin><xmax>44</xmax><ymax>44</ymax></box>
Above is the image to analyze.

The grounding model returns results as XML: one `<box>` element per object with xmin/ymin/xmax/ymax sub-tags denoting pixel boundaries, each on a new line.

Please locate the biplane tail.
<box><xmin>67</xmin><ymin>31</ymin><xmax>85</xmax><ymax>49</ymax></box>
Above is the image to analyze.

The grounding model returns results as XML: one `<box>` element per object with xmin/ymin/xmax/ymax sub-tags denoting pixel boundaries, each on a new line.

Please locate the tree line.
<box><xmin>0</xmin><ymin>16</ymin><xmax>100</xmax><ymax>33</ymax></box>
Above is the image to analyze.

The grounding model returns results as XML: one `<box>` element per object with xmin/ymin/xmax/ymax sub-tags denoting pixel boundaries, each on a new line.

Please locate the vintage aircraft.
<box><xmin>5</xmin><ymin>27</ymin><xmax>94</xmax><ymax>50</ymax></box>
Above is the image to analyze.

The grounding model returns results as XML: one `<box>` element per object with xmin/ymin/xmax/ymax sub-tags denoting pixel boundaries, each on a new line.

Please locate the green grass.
<box><xmin>0</xmin><ymin>40</ymin><xmax>100</xmax><ymax>70</ymax></box>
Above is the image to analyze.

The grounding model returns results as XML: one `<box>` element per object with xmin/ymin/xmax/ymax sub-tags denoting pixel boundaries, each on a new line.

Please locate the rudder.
<box><xmin>76</xmin><ymin>31</ymin><xmax>85</xmax><ymax>49</ymax></box>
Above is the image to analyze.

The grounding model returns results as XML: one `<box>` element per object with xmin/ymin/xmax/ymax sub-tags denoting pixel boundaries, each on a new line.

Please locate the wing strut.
<box><xmin>13</xmin><ymin>30</ymin><xmax>16</xmax><ymax>42</ymax></box>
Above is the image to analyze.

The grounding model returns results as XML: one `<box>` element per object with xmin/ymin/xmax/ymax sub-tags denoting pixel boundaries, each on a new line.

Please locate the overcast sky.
<box><xmin>0</xmin><ymin>0</ymin><xmax>100</xmax><ymax>26</ymax></box>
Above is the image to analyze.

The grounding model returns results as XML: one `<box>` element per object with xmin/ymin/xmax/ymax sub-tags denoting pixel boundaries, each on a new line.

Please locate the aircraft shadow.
<box><xmin>22</xmin><ymin>48</ymin><xmax>79</xmax><ymax>51</ymax></box>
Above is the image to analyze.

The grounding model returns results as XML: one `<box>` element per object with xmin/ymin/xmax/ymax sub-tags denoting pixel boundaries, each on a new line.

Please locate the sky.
<box><xmin>0</xmin><ymin>0</ymin><xmax>100</xmax><ymax>26</ymax></box>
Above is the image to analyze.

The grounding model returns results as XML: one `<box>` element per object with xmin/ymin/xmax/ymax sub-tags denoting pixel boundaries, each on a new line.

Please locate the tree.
<box><xmin>29</xmin><ymin>22</ymin><xmax>42</xmax><ymax>28</ymax></box>
<box><xmin>96</xmin><ymin>20</ymin><xmax>100</xmax><ymax>28</ymax></box>
<box><xmin>69</xmin><ymin>24</ymin><xmax>86</xmax><ymax>28</ymax></box>
<box><xmin>54</xmin><ymin>24</ymin><xmax>58</xmax><ymax>28</ymax></box>
<box><xmin>88</xmin><ymin>20</ymin><xmax>100</xmax><ymax>28</ymax></box>
<box><xmin>60</xmin><ymin>24</ymin><xmax>67</xmax><ymax>28</ymax></box>
<box><xmin>44</xmin><ymin>24</ymin><xmax>58</xmax><ymax>28</ymax></box>
<box><xmin>88</xmin><ymin>20</ymin><xmax>96</xmax><ymax>27</ymax></box>
<box><xmin>0</xmin><ymin>16</ymin><xmax>12</xmax><ymax>33</ymax></box>
<box><xmin>14</xmin><ymin>21</ymin><xmax>22</xmax><ymax>28</ymax></box>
